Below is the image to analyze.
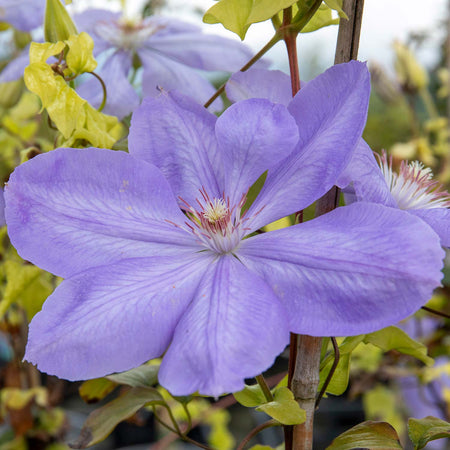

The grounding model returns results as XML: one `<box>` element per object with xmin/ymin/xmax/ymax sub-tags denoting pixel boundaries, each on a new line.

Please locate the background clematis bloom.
<box><xmin>337</xmin><ymin>141</ymin><xmax>450</xmax><ymax>247</ymax></box>
<box><xmin>5</xmin><ymin>61</ymin><xmax>444</xmax><ymax>396</ymax></box>
<box><xmin>74</xmin><ymin>9</ymin><xmax>256</xmax><ymax>118</ymax></box>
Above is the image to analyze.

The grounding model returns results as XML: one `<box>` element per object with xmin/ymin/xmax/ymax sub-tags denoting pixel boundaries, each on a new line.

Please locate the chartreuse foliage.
<box><xmin>327</xmin><ymin>421</ymin><xmax>402</xmax><ymax>449</ymax></box>
<box><xmin>203</xmin><ymin>0</ymin><xmax>345</xmax><ymax>39</ymax></box>
<box><xmin>408</xmin><ymin>416</ymin><xmax>450</xmax><ymax>449</ymax></box>
<box><xmin>77</xmin><ymin>362</ymin><xmax>235</xmax><ymax>449</ymax></box>
<box><xmin>0</xmin><ymin>235</ymin><xmax>54</xmax><ymax>322</ymax></box>
<box><xmin>234</xmin><ymin>384</ymin><xmax>305</xmax><ymax>425</ymax></box>
<box><xmin>318</xmin><ymin>326</ymin><xmax>434</xmax><ymax>397</ymax></box>
<box><xmin>24</xmin><ymin>34</ymin><xmax>123</xmax><ymax>149</ymax></box>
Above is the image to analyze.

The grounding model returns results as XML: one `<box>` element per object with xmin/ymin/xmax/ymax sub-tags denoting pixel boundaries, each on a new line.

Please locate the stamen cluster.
<box><xmin>179</xmin><ymin>188</ymin><xmax>250</xmax><ymax>254</ymax></box>
<box><xmin>377</xmin><ymin>151</ymin><xmax>450</xmax><ymax>209</ymax></box>
<box><xmin>96</xmin><ymin>19</ymin><xmax>163</xmax><ymax>51</ymax></box>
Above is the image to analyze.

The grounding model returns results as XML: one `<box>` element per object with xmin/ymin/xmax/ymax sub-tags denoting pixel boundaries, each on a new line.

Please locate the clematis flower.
<box><xmin>337</xmin><ymin>142</ymin><xmax>450</xmax><ymax>247</ymax></box>
<box><xmin>0</xmin><ymin>0</ymin><xmax>46</xmax><ymax>84</ymax></box>
<box><xmin>0</xmin><ymin>0</ymin><xmax>45</xmax><ymax>32</ymax></box>
<box><xmin>5</xmin><ymin>62</ymin><xmax>444</xmax><ymax>396</ymax></box>
<box><xmin>74</xmin><ymin>9</ymin><xmax>255</xmax><ymax>118</ymax></box>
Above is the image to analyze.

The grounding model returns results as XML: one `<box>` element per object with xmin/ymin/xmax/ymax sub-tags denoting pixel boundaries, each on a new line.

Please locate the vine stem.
<box><xmin>256</xmin><ymin>374</ymin><xmax>274</xmax><ymax>402</ymax></box>
<box><xmin>203</xmin><ymin>33</ymin><xmax>281</xmax><ymax>108</ymax></box>
<box><xmin>289</xmin><ymin>1</ymin><xmax>365</xmax><ymax>449</ymax></box>
<box><xmin>236</xmin><ymin>420</ymin><xmax>280</xmax><ymax>450</ymax></box>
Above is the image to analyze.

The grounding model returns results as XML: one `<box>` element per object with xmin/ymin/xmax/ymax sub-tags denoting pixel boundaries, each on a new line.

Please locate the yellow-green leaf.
<box><xmin>256</xmin><ymin>387</ymin><xmax>306</xmax><ymax>425</ymax></box>
<box><xmin>408</xmin><ymin>416</ymin><xmax>450</xmax><ymax>450</ymax></box>
<box><xmin>1</xmin><ymin>259</ymin><xmax>52</xmax><ymax>320</ymax></box>
<box><xmin>326</xmin><ymin>421</ymin><xmax>402</xmax><ymax>449</ymax></box>
<box><xmin>203</xmin><ymin>0</ymin><xmax>252</xmax><ymax>40</ymax></box>
<box><xmin>24</xmin><ymin>61</ymin><xmax>122</xmax><ymax>148</ymax></box>
<box><xmin>70</xmin><ymin>387</ymin><xmax>164</xmax><ymax>448</ymax></box>
<box><xmin>247</xmin><ymin>0</ymin><xmax>297</xmax><ymax>25</ymax></box>
<box><xmin>65</xmin><ymin>32</ymin><xmax>97</xmax><ymax>75</ymax></box>
<box><xmin>364</xmin><ymin>326</ymin><xmax>434</xmax><ymax>366</ymax></box>
<box><xmin>79</xmin><ymin>378</ymin><xmax>117</xmax><ymax>404</ymax></box>
<box><xmin>363</xmin><ymin>385</ymin><xmax>405</xmax><ymax>437</ymax></box>
<box><xmin>29</xmin><ymin>41</ymin><xmax>65</xmax><ymax>65</ymax></box>
<box><xmin>233</xmin><ymin>383</ymin><xmax>267</xmax><ymax>407</ymax></box>
<box><xmin>106</xmin><ymin>364</ymin><xmax>159</xmax><ymax>388</ymax></box>
<box><xmin>324</xmin><ymin>0</ymin><xmax>348</xmax><ymax>19</ymax></box>
<box><xmin>301</xmin><ymin>5</ymin><xmax>339</xmax><ymax>33</ymax></box>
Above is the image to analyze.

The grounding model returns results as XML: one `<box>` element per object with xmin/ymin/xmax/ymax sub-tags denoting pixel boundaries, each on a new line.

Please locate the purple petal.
<box><xmin>0</xmin><ymin>45</ymin><xmax>30</xmax><ymax>83</ymax></box>
<box><xmin>137</xmin><ymin>47</ymin><xmax>223</xmax><ymax>112</ymax></box>
<box><xmin>74</xmin><ymin>9</ymin><xmax>119</xmax><ymax>55</ymax></box>
<box><xmin>159</xmin><ymin>255</ymin><xmax>290</xmax><ymax>397</ymax></box>
<box><xmin>237</xmin><ymin>202</ymin><xmax>444</xmax><ymax>336</ymax></box>
<box><xmin>337</xmin><ymin>139</ymin><xmax>397</xmax><ymax>207</ymax></box>
<box><xmin>129</xmin><ymin>90</ymin><xmax>220</xmax><ymax>206</ymax></box>
<box><xmin>0</xmin><ymin>189</ymin><xmax>5</xmax><ymax>227</ymax></box>
<box><xmin>25</xmin><ymin>254</ymin><xmax>209</xmax><ymax>380</ymax></box>
<box><xmin>145</xmin><ymin>32</ymin><xmax>253</xmax><ymax>72</ymax></box>
<box><xmin>0</xmin><ymin>0</ymin><xmax>45</xmax><ymax>32</ymax></box>
<box><xmin>5</xmin><ymin>148</ymin><xmax>197</xmax><ymax>278</ymax></box>
<box><xmin>226</xmin><ymin>68</ymin><xmax>292</xmax><ymax>105</ymax></box>
<box><xmin>215</xmin><ymin>99</ymin><xmax>299</xmax><ymax>206</ymax></box>
<box><xmin>247</xmin><ymin>61</ymin><xmax>371</xmax><ymax>231</ymax></box>
<box><xmin>410</xmin><ymin>208</ymin><xmax>450</xmax><ymax>248</ymax></box>
<box><xmin>77</xmin><ymin>50</ymin><xmax>139</xmax><ymax>119</ymax></box>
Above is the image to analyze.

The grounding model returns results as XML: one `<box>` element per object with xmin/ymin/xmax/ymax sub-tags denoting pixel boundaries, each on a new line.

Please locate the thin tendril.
<box><xmin>88</xmin><ymin>71</ymin><xmax>108</xmax><ymax>112</ymax></box>
<box><xmin>421</xmin><ymin>306</ymin><xmax>450</xmax><ymax>320</ymax></box>
<box><xmin>236</xmin><ymin>419</ymin><xmax>280</xmax><ymax>450</ymax></box>
<box><xmin>315</xmin><ymin>337</ymin><xmax>340</xmax><ymax>408</ymax></box>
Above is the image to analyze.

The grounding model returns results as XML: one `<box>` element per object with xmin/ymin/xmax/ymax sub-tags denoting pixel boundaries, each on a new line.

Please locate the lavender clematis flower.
<box><xmin>0</xmin><ymin>0</ymin><xmax>45</xmax><ymax>32</ymax></box>
<box><xmin>74</xmin><ymin>10</ymin><xmax>255</xmax><ymax>118</ymax></box>
<box><xmin>5</xmin><ymin>62</ymin><xmax>444</xmax><ymax>396</ymax></box>
<box><xmin>337</xmin><ymin>142</ymin><xmax>450</xmax><ymax>247</ymax></box>
<box><xmin>0</xmin><ymin>0</ymin><xmax>46</xmax><ymax>83</ymax></box>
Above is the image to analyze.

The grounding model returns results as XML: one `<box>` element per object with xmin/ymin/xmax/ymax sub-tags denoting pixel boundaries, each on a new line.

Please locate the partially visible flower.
<box><xmin>74</xmin><ymin>9</ymin><xmax>256</xmax><ymax>118</ymax></box>
<box><xmin>0</xmin><ymin>0</ymin><xmax>45</xmax><ymax>32</ymax></box>
<box><xmin>337</xmin><ymin>142</ymin><xmax>450</xmax><ymax>247</ymax></box>
<box><xmin>5</xmin><ymin>62</ymin><xmax>444</xmax><ymax>396</ymax></box>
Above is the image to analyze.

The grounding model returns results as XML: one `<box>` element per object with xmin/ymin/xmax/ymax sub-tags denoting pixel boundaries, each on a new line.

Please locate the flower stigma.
<box><xmin>169</xmin><ymin>188</ymin><xmax>259</xmax><ymax>254</ymax></box>
<box><xmin>377</xmin><ymin>150</ymin><xmax>450</xmax><ymax>209</ymax></box>
<box><xmin>96</xmin><ymin>18</ymin><xmax>164</xmax><ymax>51</ymax></box>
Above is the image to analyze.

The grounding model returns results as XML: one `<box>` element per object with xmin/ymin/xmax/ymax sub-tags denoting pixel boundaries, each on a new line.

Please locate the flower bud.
<box><xmin>44</xmin><ymin>0</ymin><xmax>77</xmax><ymax>43</ymax></box>
<box><xmin>393</xmin><ymin>40</ymin><xmax>428</xmax><ymax>94</ymax></box>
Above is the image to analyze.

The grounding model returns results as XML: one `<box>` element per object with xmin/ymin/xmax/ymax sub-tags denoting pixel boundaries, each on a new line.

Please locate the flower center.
<box><xmin>96</xmin><ymin>18</ymin><xmax>163</xmax><ymax>51</ymax></box>
<box><xmin>377</xmin><ymin>151</ymin><xmax>450</xmax><ymax>209</ymax></box>
<box><xmin>177</xmin><ymin>188</ymin><xmax>250</xmax><ymax>254</ymax></box>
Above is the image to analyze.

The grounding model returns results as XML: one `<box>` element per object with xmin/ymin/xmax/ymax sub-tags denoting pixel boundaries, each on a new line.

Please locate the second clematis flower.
<box><xmin>4</xmin><ymin>61</ymin><xmax>444</xmax><ymax>396</ymax></box>
<box><xmin>337</xmin><ymin>141</ymin><xmax>450</xmax><ymax>247</ymax></box>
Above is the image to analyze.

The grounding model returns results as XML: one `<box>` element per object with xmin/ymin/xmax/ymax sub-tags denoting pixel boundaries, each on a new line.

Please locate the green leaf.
<box><xmin>29</xmin><ymin>41</ymin><xmax>65</xmax><ymax>64</ymax></box>
<box><xmin>70</xmin><ymin>387</ymin><xmax>164</xmax><ymax>448</ymax></box>
<box><xmin>203</xmin><ymin>0</ymin><xmax>252</xmax><ymax>40</ymax></box>
<box><xmin>363</xmin><ymin>385</ymin><xmax>405</xmax><ymax>437</ymax></box>
<box><xmin>323</xmin><ymin>0</ymin><xmax>348</xmax><ymax>19</ymax></box>
<box><xmin>106</xmin><ymin>364</ymin><xmax>159</xmax><ymax>388</ymax></box>
<box><xmin>204</xmin><ymin>408</ymin><xmax>235</xmax><ymax>450</ymax></box>
<box><xmin>256</xmin><ymin>387</ymin><xmax>306</xmax><ymax>425</ymax></box>
<box><xmin>318</xmin><ymin>335</ymin><xmax>364</xmax><ymax>396</ymax></box>
<box><xmin>78</xmin><ymin>378</ymin><xmax>117</xmax><ymax>404</ymax></box>
<box><xmin>249</xmin><ymin>446</ymin><xmax>276</xmax><ymax>450</ymax></box>
<box><xmin>233</xmin><ymin>383</ymin><xmax>267</xmax><ymax>407</ymax></box>
<box><xmin>364</xmin><ymin>326</ymin><xmax>434</xmax><ymax>366</ymax></box>
<box><xmin>24</xmin><ymin>58</ymin><xmax>123</xmax><ymax>148</ymax></box>
<box><xmin>326</xmin><ymin>421</ymin><xmax>402</xmax><ymax>449</ymax></box>
<box><xmin>247</xmin><ymin>0</ymin><xmax>297</xmax><ymax>25</ymax></box>
<box><xmin>65</xmin><ymin>32</ymin><xmax>97</xmax><ymax>75</ymax></box>
<box><xmin>1</xmin><ymin>259</ymin><xmax>53</xmax><ymax>320</ymax></box>
<box><xmin>408</xmin><ymin>416</ymin><xmax>450</xmax><ymax>449</ymax></box>
<box><xmin>301</xmin><ymin>5</ymin><xmax>339</xmax><ymax>33</ymax></box>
